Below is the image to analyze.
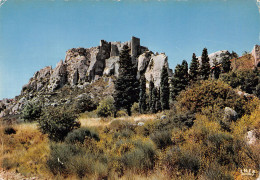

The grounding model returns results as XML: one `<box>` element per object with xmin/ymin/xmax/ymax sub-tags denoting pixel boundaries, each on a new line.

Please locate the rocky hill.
<box><xmin>0</xmin><ymin>37</ymin><xmax>172</xmax><ymax>118</ymax></box>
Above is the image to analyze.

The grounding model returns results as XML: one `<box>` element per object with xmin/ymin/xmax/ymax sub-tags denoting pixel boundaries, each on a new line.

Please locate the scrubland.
<box><xmin>1</xmin><ymin>80</ymin><xmax>260</xmax><ymax>180</ymax></box>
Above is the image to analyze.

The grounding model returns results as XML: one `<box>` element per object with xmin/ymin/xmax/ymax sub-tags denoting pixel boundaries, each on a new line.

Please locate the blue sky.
<box><xmin>0</xmin><ymin>0</ymin><xmax>259</xmax><ymax>99</ymax></box>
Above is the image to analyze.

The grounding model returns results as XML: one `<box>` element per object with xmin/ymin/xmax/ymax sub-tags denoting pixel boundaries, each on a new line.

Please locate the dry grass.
<box><xmin>79</xmin><ymin>113</ymin><xmax>157</xmax><ymax>127</ymax></box>
<box><xmin>0</xmin><ymin>121</ymin><xmax>50</xmax><ymax>178</ymax></box>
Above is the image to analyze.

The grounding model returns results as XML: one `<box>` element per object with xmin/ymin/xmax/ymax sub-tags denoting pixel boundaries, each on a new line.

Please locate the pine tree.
<box><xmin>139</xmin><ymin>75</ymin><xmax>147</xmax><ymax>114</ymax></box>
<box><xmin>156</xmin><ymin>88</ymin><xmax>162</xmax><ymax>112</ymax></box>
<box><xmin>189</xmin><ymin>53</ymin><xmax>199</xmax><ymax>82</ymax></box>
<box><xmin>149</xmin><ymin>80</ymin><xmax>154</xmax><ymax>110</ymax></box>
<box><xmin>151</xmin><ymin>87</ymin><xmax>157</xmax><ymax>113</ymax></box>
<box><xmin>171</xmin><ymin>60</ymin><xmax>189</xmax><ymax>100</ymax></box>
<box><xmin>160</xmin><ymin>65</ymin><xmax>170</xmax><ymax>110</ymax></box>
<box><xmin>113</xmin><ymin>45</ymin><xmax>139</xmax><ymax>116</ymax></box>
<box><xmin>222</xmin><ymin>56</ymin><xmax>231</xmax><ymax>73</ymax></box>
<box><xmin>200</xmin><ymin>48</ymin><xmax>211</xmax><ymax>80</ymax></box>
<box><xmin>212</xmin><ymin>59</ymin><xmax>221</xmax><ymax>79</ymax></box>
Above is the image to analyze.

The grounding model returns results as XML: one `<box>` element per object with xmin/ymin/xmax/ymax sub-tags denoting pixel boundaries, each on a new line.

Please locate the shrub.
<box><xmin>96</xmin><ymin>97</ymin><xmax>115</xmax><ymax>117</ymax></box>
<box><xmin>73</xmin><ymin>94</ymin><xmax>97</xmax><ymax>113</ymax></box>
<box><xmin>163</xmin><ymin>147</ymin><xmax>201</xmax><ymax>176</ymax></box>
<box><xmin>150</xmin><ymin>130</ymin><xmax>172</xmax><ymax>149</ymax></box>
<box><xmin>115</xmin><ymin>138</ymin><xmax>156</xmax><ymax>173</ymax></box>
<box><xmin>4</xmin><ymin>127</ymin><xmax>16</xmax><ymax>135</ymax></box>
<box><xmin>47</xmin><ymin>143</ymin><xmax>108</xmax><ymax>178</ymax></box>
<box><xmin>131</xmin><ymin>102</ymin><xmax>139</xmax><ymax>115</ymax></box>
<box><xmin>38</xmin><ymin>107</ymin><xmax>80</xmax><ymax>142</ymax></box>
<box><xmin>176</xmin><ymin>80</ymin><xmax>247</xmax><ymax>117</ymax></box>
<box><xmin>21</xmin><ymin>102</ymin><xmax>42</xmax><ymax>122</ymax></box>
<box><xmin>65</xmin><ymin>127</ymin><xmax>100</xmax><ymax>144</ymax></box>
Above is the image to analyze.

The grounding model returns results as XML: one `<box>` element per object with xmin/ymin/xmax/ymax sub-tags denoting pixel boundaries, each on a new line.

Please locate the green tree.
<box><xmin>38</xmin><ymin>107</ymin><xmax>80</xmax><ymax>142</ymax></box>
<box><xmin>222</xmin><ymin>56</ymin><xmax>231</xmax><ymax>73</ymax></box>
<box><xmin>212</xmin><ymin>59</ymin><xmax>221</xmax><ymax>79</ymax></box>
<box><xmin>151</xmin><ymin>87</ymin><xmax>158</xmax><ymax>113</ymax></box>
<box><xmin>156</xmin><ymin>88</ymin><xmax>162</xmax><ymax>112</ymax></box>
<box><xmin>21</xmin><ymin>102</ymin><xmax>42</xmax><ymax>122</ymax></box>
<box><xmin>96</xmin><ymin>97</ymin><xmax>115</xmax><ymax>117</ymax></box>
<box><xmin>171</xmin><ymin>60</ymin><xmax>189</xmax><ymax>100</ymax></box>
<box><xmin>139</xmin><ymin>75</ymin><xmax>147</xmax><ymax>114</ymax></box>
<box><xmin>149</xmin><ymin>80</ymin><xmax>155</xmax><ymax>110</ymax></box>
<box><xmin>200</xmin><ymin>48</ymin><xmax>211</xmax><ymax>80</ymax></box>
<box><xmin>160</xmin><ymin>65</ymin><xmax>170</xmax><ymax>110</ymax></box>
<box><xmin>189</xmin><ymin>53</ymin><xmax>199</xmax><ymax>82</ymax></box>
<box><xmin>113</xmin><ymin>45</ymin><xmax>139</xmax><ymax>116</ymax></box>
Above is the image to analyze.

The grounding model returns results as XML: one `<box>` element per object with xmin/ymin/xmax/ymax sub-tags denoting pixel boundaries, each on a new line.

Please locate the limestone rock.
<box><xmin>223</xmin><ymin>107</ymin><xmax>238</xmax><ymax>122</ymax></box>
<box><xmin>145</xmin><ymin>53</ymin><xmax>169</xmax><ymax>87</ymax></box>
<box><xmin>104</xmin><ymin>56</ymin><xmax>119</xmax><ymax>76</ymax></box>
<box><xmin>48</xmin><ymin>60</ymin><xmax>67</xmax><ymax>91</ymax></box>
<box><xmin>198</xmin><ymin>50</ymin><xmax>232</xmax><ymax>66</ymax></box>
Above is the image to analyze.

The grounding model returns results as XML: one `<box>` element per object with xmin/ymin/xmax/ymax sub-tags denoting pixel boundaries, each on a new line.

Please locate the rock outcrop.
<box><xmin>0</xmin><ymin>37</ymin><xmax>172</xmax><ymax>118</ymax></box>
<box><xmin>197</xmin><ymin>50</ymin><xmax>232</xmax><ymax>66</ymax></box>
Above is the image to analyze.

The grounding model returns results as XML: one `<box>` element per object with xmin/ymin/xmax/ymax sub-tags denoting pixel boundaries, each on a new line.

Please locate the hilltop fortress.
<box><xmin>1</xmin><ymin>37</ymin><xmax>172</xmax><ymax>117</ymax></box>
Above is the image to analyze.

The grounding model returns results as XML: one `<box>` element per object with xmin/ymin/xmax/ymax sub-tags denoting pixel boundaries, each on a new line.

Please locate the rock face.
<box><xmin>198</xmin><ymin>50</ymin><xmax>232</xmax><ymax>66</ymax></box>
<box><xmin>0</xmin><ymin>37</ymin><xmax>173</xmax><ymax>118</ymax></box>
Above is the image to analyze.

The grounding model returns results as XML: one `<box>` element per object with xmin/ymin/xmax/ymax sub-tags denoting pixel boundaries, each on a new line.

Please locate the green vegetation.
<box><xmin>160</xmin><ymin>65</ymin><xmax>170</xmax><ymax>110</ymax></box>
<box><xmin>189</xmin><ymin>53</ymin><xmax>199</xmax><ymax>82</ymax></box>
<box><xmin>38</xmin><ymin>106</ymin><xmax>80</xmax><ymax>142</ymax></box>
<box><xmin>96</xmin><ymin>97</ymin><xmax>115</xmax><ymax>117</ymax></box>
<box><xmin>1</xmin><ymin>47</ymin><xmax>260</xmax><ymax>179</ymax></box>
<box><xmin>139</xmin><ymin>75</ymin><xmax>147</xmax><ymax>114</ymax></box>
<box><xmin>21</xmin><ymin>102</ymin><xmax>42</xmax><ymax>122</ymax></box>
<box><xmin>114</xmin><ymin>45</ymin><xmax>139</xmax><ymax>116</ymax></box>
<box><xmin>200</xmin><ymin>48</ymin><xmax>211</xmax><ymax>80</ymax></box>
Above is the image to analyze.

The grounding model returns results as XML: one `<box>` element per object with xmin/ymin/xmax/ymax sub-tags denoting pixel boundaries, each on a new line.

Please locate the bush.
<box><xmin>163</xmin><ymin>147</ymin><xmax>201</xmax><ymax>175</ymax></box>
<box><xmin>150</xmin><ymin>130</ymin><xmax>172</xmax><ymax>149</ymax></box>
<box><xmin>21</xmin><ymin>102</ymin><xmax>42</xmax><ymax>122</ymax></box>
<box><xmin>96</xmin><ymin>97</ymin><xmax>115</xmax><ymax>117</ymax></box>
<box><xmin>131</xmin><ymin>102</ymin><xmax>139</xmax><ymax>115</ymax></box>
<box><xmin>38</xmin><ymin>107</ymin><xmax>80</xmax><ymax>142</ymax></box>
<box><xmin>4</xmin><ymin>127</ymin><xmax>16</xmax><ymax>135</ymax></box>
<box><xmin>115</xmin><ymin>138</ymin><xmax>156</xmax><ymax>173</ymax></box>
<box><xmin>47</xmin><ymin>143</ymin><xmax>108</xmax><ymax>178</ymax></box>
<box><xmin>176</xmin><ymin>80</ymin><xmax>247</xmax><ymax>117</ymax></box>
<box><xmin>65</xmin><ymin>127</ymin><xmax>100</xmax><ymax>144</ymax></box>
<box><xmin>73</xmin><ymin>94</ymin><xmax>97</xmax><ymax>113</ymax></box>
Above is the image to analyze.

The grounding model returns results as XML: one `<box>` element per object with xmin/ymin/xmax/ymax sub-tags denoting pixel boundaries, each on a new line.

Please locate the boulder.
<box><xmin>223</xmin><ymin>107</ymin><xmax>238</xmax><ymax>122</ymax></box>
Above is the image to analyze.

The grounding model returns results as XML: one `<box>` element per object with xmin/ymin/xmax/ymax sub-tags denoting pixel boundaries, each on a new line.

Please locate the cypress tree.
<box><xmin>160</xmin><ymin>65</ymin><xmax>170</xmax><ymax>110</ymax></box>
<box><xmin>189</xmin><ymin>53</ymin><xmax>199</xmax><ymax>82</ymax></box>
<box><xmin>149</xmin><ymin>80</ymin><xmax>154</xmax><ymax>110</ymax></box>
<box><xmin>200</xmin><ymin>48</ymin><xmax>211</xmax><ymax>80</ymax></box>
<box><xmin>151</xmin><ymin>87</ymin><xmax>157</xmax><ymax>113</ymax></box>
<box><xmin>212</xmin><ymin>59</ymin><xmax>221</xmax><ymax>79</ymax></box>
<box><xmin>139</xmin><ymin>75</ymin><xmax>147</xmax><ymax>114</ymax></box>
<box><xmin>156</xmin><ymin>88</ymin><xmax>162</xmax><ymax>112</ymax></box>
<box><xmin>222</xmin><ymin>56</ymin><xmax>231</xmax><ymax>73</ymax></box>
<box><xmin>171</xmin><ymin>60</ymin><xmax>189</xmax><ymax>100</ymax></box>
<box><xmin>114</xmin><ymin>45</ymin><xmax>139</xmax><ymax>116</ymax></box>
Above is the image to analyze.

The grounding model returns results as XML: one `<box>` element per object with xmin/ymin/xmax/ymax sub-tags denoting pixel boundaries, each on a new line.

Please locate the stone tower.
<box><xmin>252</xmin><ymin>45</ymin><xmax>260</xmax><ymax>67</ymax></box>
<box><xmin>131</xmin><ymin>36</ymin><xmax>140</xmax><ymax>58</ymax></box>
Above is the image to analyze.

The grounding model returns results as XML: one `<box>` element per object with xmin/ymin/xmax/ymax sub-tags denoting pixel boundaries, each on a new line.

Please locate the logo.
<box><xmin>240</xmin><ymin>169</ymin><xmax>258</xmax><ymax>177</ymax></box>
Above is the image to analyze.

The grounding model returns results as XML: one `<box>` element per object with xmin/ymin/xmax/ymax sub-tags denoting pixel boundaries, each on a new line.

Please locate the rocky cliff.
<box><xmin>0</xmin><ymin>37</ymin><xmax>172</xmax><ymax>118</ymax></box>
